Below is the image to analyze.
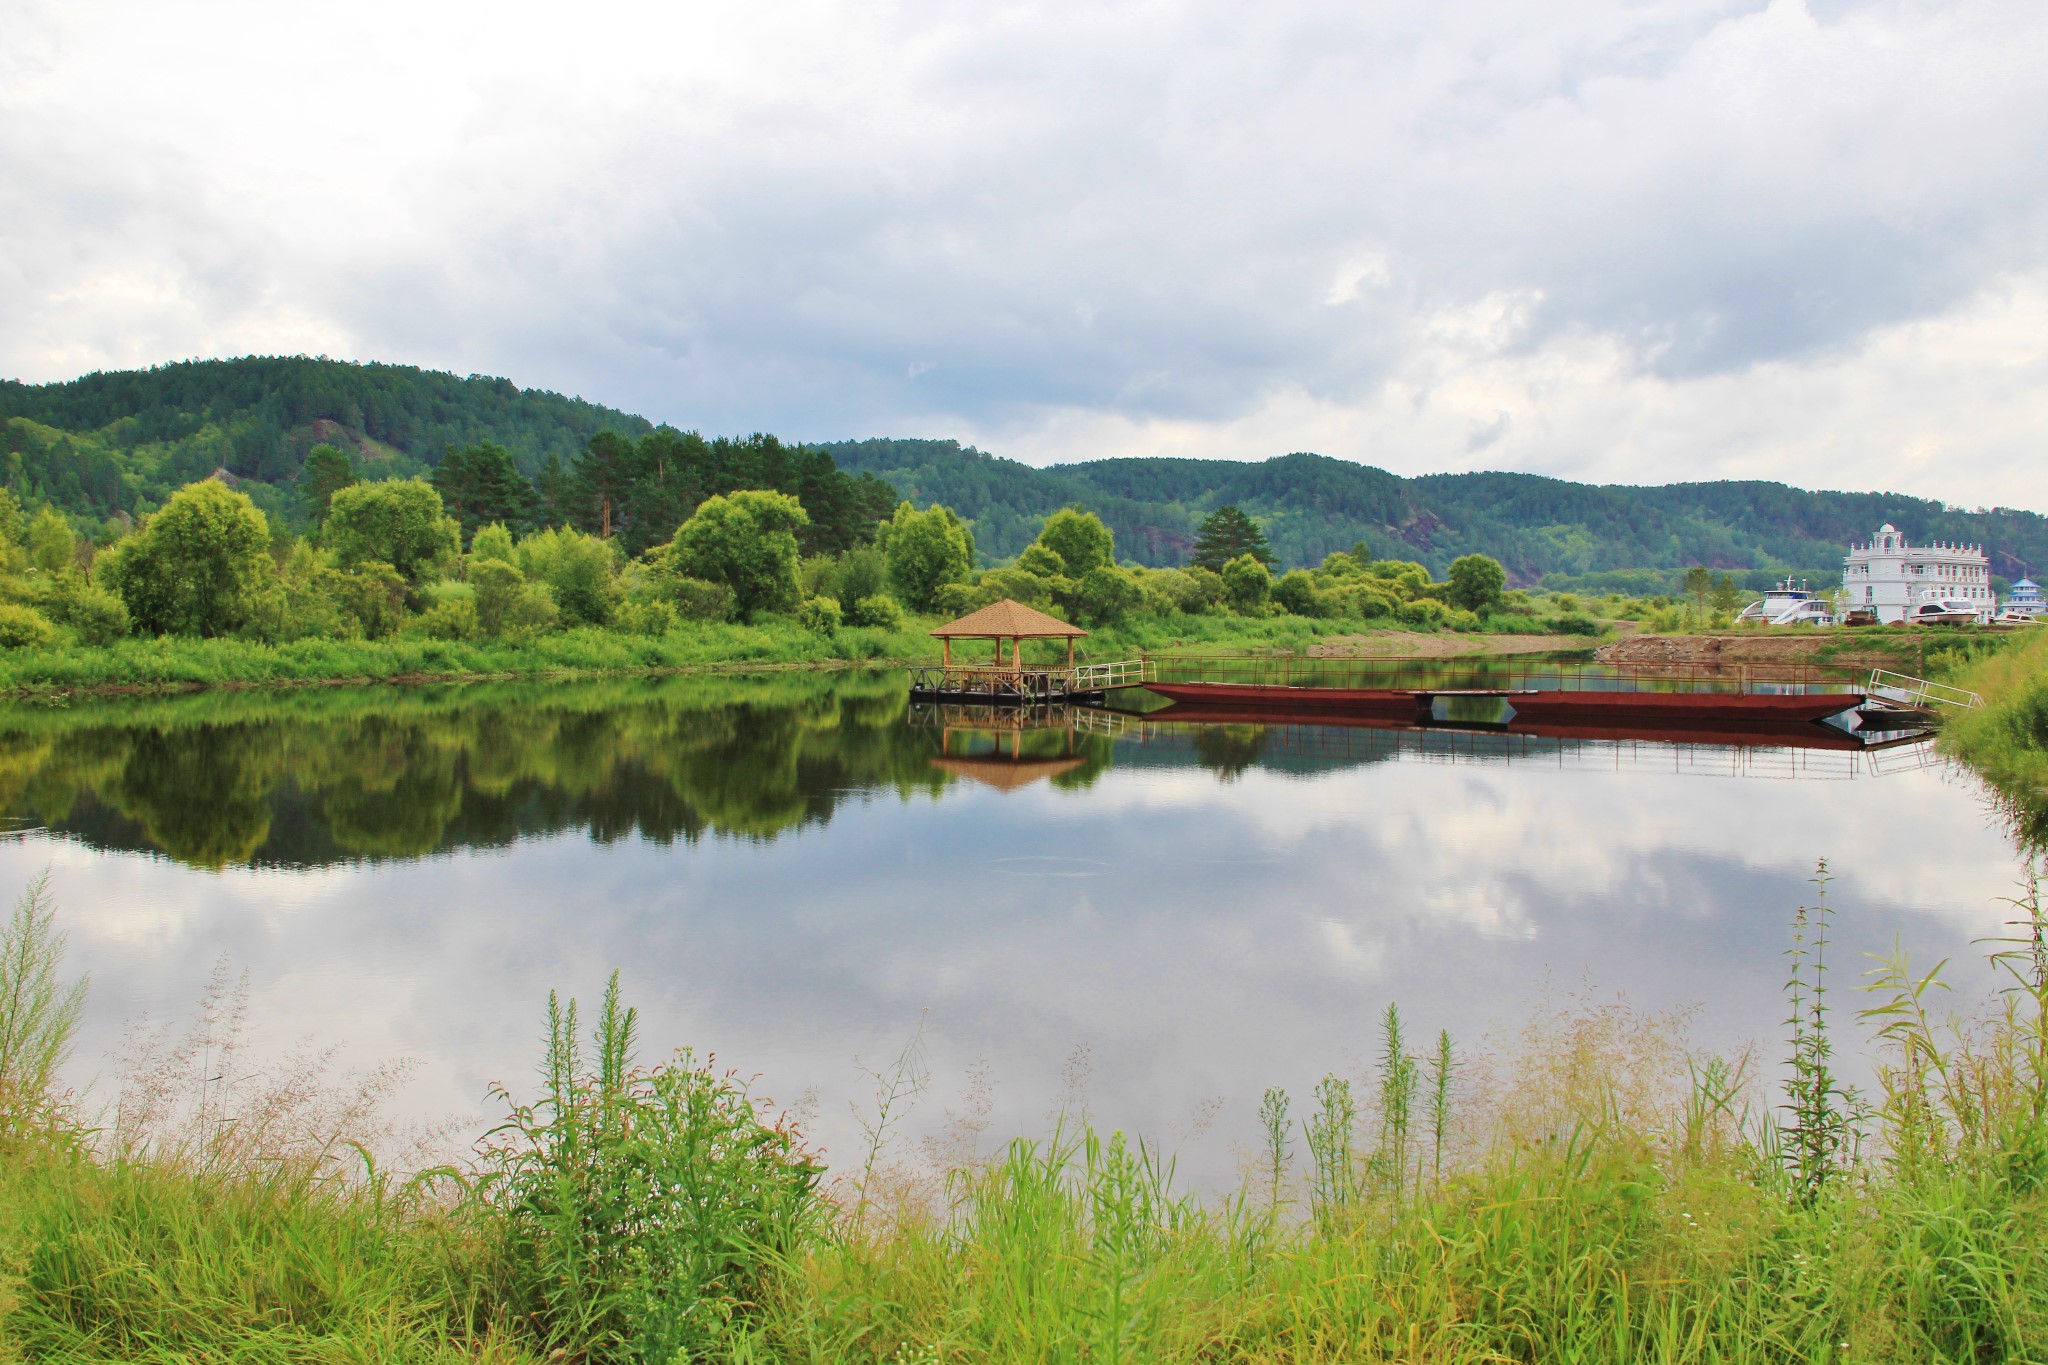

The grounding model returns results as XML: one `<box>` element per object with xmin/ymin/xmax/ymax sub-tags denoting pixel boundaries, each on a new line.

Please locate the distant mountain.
<box><xmin>0</xmin><ymin>356</ymin><xmax>651</xmax><ymax>525</ymax></box>
<box><xmin>6</xmin><ymin>358</ymin><xmax>2042</xmax><ymax>590</ymax></box>
<box><xmin>824</xmin><ymin>438</ymin><xmax>2048</xmax><ymax>589</ymax></box>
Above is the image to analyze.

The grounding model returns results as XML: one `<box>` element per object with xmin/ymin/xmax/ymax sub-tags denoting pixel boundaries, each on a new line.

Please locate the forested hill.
<box><xmin>825</xmin><ymin>438</ymin><xmax>2048</xmax><ymax>588</ymax></box>
<box><xmin>8</xmin><ymin>358</ymin><xmax>2044</xmax><ymax>588</ymax></box>
<box><xmin>0</xmin><ymin>357</ymin><xmax>652</xmax><ymax>525</ymax></box>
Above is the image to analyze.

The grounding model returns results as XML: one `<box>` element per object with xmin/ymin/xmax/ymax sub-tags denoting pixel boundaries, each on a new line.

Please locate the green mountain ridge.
<box><xmin>4</xmin><ymin>357</ymin><xmax>2042</xmax><ymax>590</ymax></box>
<box><xmin>825</xmin><ymin>438</ymin><xmax>2048</xmax><ymax>589</ymax></box>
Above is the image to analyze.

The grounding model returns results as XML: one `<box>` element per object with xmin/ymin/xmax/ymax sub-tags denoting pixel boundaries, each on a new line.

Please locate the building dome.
<box><xmin>1879</xmin><ymin>523</ymin><xmax>1897</xmax><ymax>534</ymax></box>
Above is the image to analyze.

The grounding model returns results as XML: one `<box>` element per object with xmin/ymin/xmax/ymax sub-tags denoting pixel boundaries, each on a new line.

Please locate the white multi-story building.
<box><xmin>1841</xmin><ymin>524</ymin><xmax>1993</xmax><ymax>623</ymax></box>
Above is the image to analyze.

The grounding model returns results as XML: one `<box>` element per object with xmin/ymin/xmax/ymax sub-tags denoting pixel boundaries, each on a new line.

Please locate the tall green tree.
<box><xmin>1221</xmin><ymin>553</ymin><xmax>1272</xmax><ymax>614</ymax></box>
<box><xmin>26</xmin><ymin>507</ymin><xmax>75</xmax><ymax>575</ymax></box>
<box><xmin>884</xmin><ymin>501</ymin><xmax>976</xmax><ymax>612</ymax></box>
<box><xmin>1193</xmin><ymin>506</ymin><xmax>1274</xmax><ymax>572</ymax></box>
<box><xmin>1445</xmin><ymin>554</ymin><xmax>1507</xmax><ymax>613</ymax></box>
<box><xmin>1035</xmin><ymin>507</ymin><xmax>1114</xmax><ymax>577</ymax></box>
<box><xmin>664</xmin><ymin>490</ymin><xmax>810</xmax><ymax>620</ymax></box>
<box><xmin>433</xmin><ymin>442</ymin><xmax>536</xmax><ymax>540</ymax></box>
<box><xmin>574</xmin><ymin>429</ymin><xmax>641</xmax><ymax>540</ymax></box>
<box><xmin>323</xmin><ymin>480</ymin><xmax>461</xmax><ymax>585</ymax></box>
<box><xmin>109</xmin><ymin>481</ymin><xmax>275</xmax><ymax>637</ymax></box>
<box><xmin>298</xmin><ymin>444</ymin><xmax>358</xmax><ymax>525</ymax></box>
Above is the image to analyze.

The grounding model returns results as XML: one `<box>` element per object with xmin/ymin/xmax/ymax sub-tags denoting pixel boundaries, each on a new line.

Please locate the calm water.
<box><xmin>1</xmin><ymin>670</ymin><xmax>2033</xmax><ymax>1182</ymax></box>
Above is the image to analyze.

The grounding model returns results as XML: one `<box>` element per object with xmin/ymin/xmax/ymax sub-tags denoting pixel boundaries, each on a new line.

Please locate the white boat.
<box><xmin>1909</xmin><ymin>597</ymin><xmax>1982</xmax><ymax>625</ymax></box>
<box><xmin>1736</xmin><ymin>578</ymin><xmax>1834</xmax><ymax>627</ymax></box>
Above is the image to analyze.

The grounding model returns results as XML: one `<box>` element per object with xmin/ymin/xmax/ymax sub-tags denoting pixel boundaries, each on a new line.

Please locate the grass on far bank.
<box><xmin>5</xmin><ymin>865</ymin><xmax>2048</xmax><ymax>1363</ymax></box>
<box><xmin>0</xmin><ymin>611</ymin><xmax>1604</xmax><ymax>699</ymax></box>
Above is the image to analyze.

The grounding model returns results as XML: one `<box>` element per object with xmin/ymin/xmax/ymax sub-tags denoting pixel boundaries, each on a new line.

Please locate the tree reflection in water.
<box><xmin>0</xmin><ymin>674</ymin><xmax>1126</xmax><ymax>869</ymax></box>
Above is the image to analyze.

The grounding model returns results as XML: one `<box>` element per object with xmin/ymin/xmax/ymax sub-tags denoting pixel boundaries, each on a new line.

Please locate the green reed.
<box><xmin>7</xmin><ymin>872</ymin><xmax>2048</xmax><ymax>1362</ymax></box>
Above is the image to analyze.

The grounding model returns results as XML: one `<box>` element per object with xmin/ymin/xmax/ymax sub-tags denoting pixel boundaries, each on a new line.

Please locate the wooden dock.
<box><xmin>907</xmin><ymin>658</ymin><xmax>1152</xmax><ymax>705</ymax></box>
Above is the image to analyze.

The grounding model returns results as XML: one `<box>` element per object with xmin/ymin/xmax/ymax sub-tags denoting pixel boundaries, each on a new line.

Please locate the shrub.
<box><xmin>850</xmin><ymin>593</ymin><xmax>904</xmax><ymax>629</ymax></box>
<box><xmin>798</xmin><ymin>596</ymin><xmax>842</xmax><ymax>634</ymax></box>
<box><xmin>975</xmin><ymin>568</ymin><xmax>1054</xmax><ymax>613</ymax></box>
<box><xmin>518</xmin><ymin>527</ymin><xmax>620</xmax><ymax>627</ymax></box>
<box><xmin>1076</xmin><ymin>565</ymin><xmax>1143</xmax><ymax>626</ymax></box>
<box><xmin>109</xmin><ymin>481</ymin><xmax>274</xmax><ymax>637</ymax></box>
<box><xmin>929</xmin><ymin>582</ymin><xmax>983</xmax><ymax>618</ymax></box>
<box><xmin>483</xmin><ymin>976</ymin><xmax>824</xmax><ymax>1363</ymax></box>
<box><xmin>470</xmin><ymin>522</ymin><xmax>517</xmax><ymax>565</ymax></box>
<box><xmin>1273</xmin><ymin>569</ymin><xmax>1322</xmax><ymax>617</ymax></box>
<box><xmin>1552</xmin><ymin>612</ymin><xmax>1602</xmax><ymax>635</ymax></box>
<box><xmin>470</xmin><ymin>559</ymin><xmax>527</xmax><ymax>637</ymax></box>
<box><xmin>669</xmin><ymin>576</ymin><xmax>736</xmax><ymax>624</ymax></box>
<box><xmin>615</xmin><ymin>598</ymin><xmax>680</xmax><ymax>638</ymax></box>
<box><xmin>1398</xmin><ymin>597</ymin><xmax>1449</xmax><ymax>628</ymax></box>
<box><xmin>0</xmin><ymin>603</ymin><xmax>56</xmax><ymax>650</ymax></box>
<box><xmin>1222</xmin><ymin>554</ymin><xmax>1272</xmax><ymax>615</ymax></box>
<box><xmin>412</xmin><ymin>596</ymin><xmax>480</xmax><ymax>642</ymax></box>
<box><xmin>331</xmin><ymin>561</ymin><xmax>409</xmax><ymax>640</ymax></box>
<box><xmin>43</xmin><ymin>579</ymin><xmax>130</xmax><ymax>646</ymax></box>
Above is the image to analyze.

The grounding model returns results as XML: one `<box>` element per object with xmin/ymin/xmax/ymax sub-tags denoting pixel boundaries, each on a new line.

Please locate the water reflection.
<box><xmin>0</xmin><ymin>672</ymin><xmax>2032</xmax><ymax>1187</ymax></box>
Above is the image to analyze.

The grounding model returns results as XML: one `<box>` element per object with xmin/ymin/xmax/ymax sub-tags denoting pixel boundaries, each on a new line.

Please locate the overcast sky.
<box><xmin>4</xmin><ymin>0</ymin><xmax>2044</xmax><ymax>504</ymax></box>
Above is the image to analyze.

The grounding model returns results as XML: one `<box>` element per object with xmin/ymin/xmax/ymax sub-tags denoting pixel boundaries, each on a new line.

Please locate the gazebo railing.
<box><xmin>908</xmin><ymin>658</ymin><xmax>1151</xmax><ymax>701</ymax></box>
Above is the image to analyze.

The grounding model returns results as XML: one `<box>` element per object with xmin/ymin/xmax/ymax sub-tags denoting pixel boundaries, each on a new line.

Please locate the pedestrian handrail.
<box><xmin>1866</xmin><ymin>669</ymin><xmax>1982</xmax><ymax>711</ymax></box>
<box><xmin>1068</xmin><ymin>658</ymin><xmax>1152</xmax><ymax>691</ymax></box>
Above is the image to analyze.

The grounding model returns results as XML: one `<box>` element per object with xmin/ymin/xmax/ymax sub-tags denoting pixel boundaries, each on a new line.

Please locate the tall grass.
<box><xmin>5</xmin><ymin>873</ymin><xmax>2048</xmax><ymax>1361</ymax></box>
<box><xmin>1944</xmin><ymin>624</ymin><xmax>2048</xmax><ymax>850</ymax></box>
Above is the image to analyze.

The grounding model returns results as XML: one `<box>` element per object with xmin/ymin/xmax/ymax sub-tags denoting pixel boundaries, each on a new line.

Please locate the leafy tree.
<box><xmin>433</xmin><ymin>441</ymin><xmax>536</xmax><ymax>540</ymax></box>
<box><xmin>298</xmin><ymin>444</ymin><xmax>358</xmax><ymax>524</ymax></box>
<box><xmin>1076</xmin><ymin>565</ymin><xmax>1143</xmax><ymax>626</ymax></box>
<box><xmin>469</xmin><ymin>559</ymin><xmax>528</xmax><ymax>637</ymax></box>
<box><xmin>1273</xmin><ymin>569</ymin><xmax>1322</xmax><ymax>616</ymax></box>
<box><xmin>1014</xmin><ymin>543</ymin><xmax>1067</xmax><ymax>578</ymax></box>
<box><xmin>665</xmin><ymin>490</ymin><xmax>810</xmax><ymax>620</ymax></box>
<box><xmin>109</xmin><ymin>480</ymin><xmax>275</xmax><ymax>637</ymax></box>
<box><xmin>323</xmin><ymin>479</ymin><xmax>461</xmax><ymax>585</ymax></box>
<box><xmin>26</xmin><ymin>507</ymin><xmax>75</xmax><ymax>575</ymax></box>
<box><xmin>1221</xmin><ymin>553</ymin><xmax>1272</xmax><ymax>614</ymax></box>
<box><xmin>470</xmin><ymin>522</ymin><xmax>517</xmax><ymax>565</ymax></box>
<box><xmin>1035</xmin><ymin>508</ymin><xmax>1113</xmax><ymax>577</ymax></box>
<box><xmin>884</xmin><ymin>501</ymin><xmax>975</xmax><ymax>612</ymax></box>
<box><xmin>1446</xmin><ymin>554</ymin><xmax>1507</xmax><ymax>613</ymax></box>
<box><xmin>1193</xmin><ymin>506</ymin><xmax>1274</xmax><ymax>572</ymax></box>
<box><xmin>516</xmin><ymin>527</ymin><xmax>620</xmax><ymax>626</ymax></box>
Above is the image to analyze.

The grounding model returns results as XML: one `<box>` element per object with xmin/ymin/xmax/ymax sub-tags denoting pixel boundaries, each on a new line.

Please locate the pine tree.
<box><xmin>1192</xmin><ymin>505</ymin><xmax>1274</xmax><ymax>571</ymax></box>
<box><xmin>432</xmin><ymin>441</ymin><xmax>536</xmax><ymax>540</ymax></box>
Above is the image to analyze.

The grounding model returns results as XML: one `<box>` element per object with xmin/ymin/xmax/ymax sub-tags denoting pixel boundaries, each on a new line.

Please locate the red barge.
<box><xmin>1143</xmin><ymin>681</ymin><xmax>1864</xmax><ymax>726</ymax></box>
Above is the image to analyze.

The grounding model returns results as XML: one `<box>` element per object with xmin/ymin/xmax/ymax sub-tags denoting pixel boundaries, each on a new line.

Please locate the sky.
<box><xmin>3</xmin><ymin>0</ymin><xmax>2045</xmax><ymax>505</ymax></box>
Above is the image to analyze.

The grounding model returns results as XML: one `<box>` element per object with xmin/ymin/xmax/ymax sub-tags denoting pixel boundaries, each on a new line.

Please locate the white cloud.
<box><xmin>3</xmin><ymin>0</ymin><xmax>2046</xmax><ymax>504</ymax></box>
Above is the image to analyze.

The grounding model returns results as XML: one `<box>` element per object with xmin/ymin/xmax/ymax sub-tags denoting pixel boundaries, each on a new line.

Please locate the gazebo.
<box><xmin>909</xmin><ymin>598</ymin><xmax>1149</xmax><ymax>705</ymax></box>
<box><xmin>928</xmin><ymin>597</ymin><xmax>1087</xmax><ymax>670</ymax></box>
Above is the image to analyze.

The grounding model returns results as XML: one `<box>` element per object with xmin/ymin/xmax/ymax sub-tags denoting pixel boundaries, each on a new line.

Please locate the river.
<box><xmin>1</xmin><ymin>669</ymin><xmax>2031</xmax><ymax>1185</ymax></box>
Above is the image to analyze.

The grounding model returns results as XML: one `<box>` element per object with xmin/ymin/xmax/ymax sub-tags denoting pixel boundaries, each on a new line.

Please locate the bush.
<box><xmin>1221</xmin><ymin>554</ymin><xmax>1272</xmax><ymax>615</ymax></box>
<box><xmin>0</xmin><ymin>603</ymin><xmax>56</xmax><ymax>650</ymax></box>
<box><xmin>975</xmin><ymin>568</ymin><xmax>1055</xmax><ymax>613</ymax></box>
<box><xmin>1076</xmin><ymin>565</ymin><xmax>1143</xmax><ymax>627</ymax></box>
<box><xmin>929</xmin><ymin>582</ymin><xmax>983</xmax><ymax>618</ymax></box>
<box><xmin>615</xmin><ymin>598</ymin><xmax>680</xmax><ymax>637</ymax></box>
<box><xmin>482</xmin><ymin>976</ymin><xmax>824</xmax><ymax>1363</ymax></box>
<box><xmin>518</xmin><ymin>527</ymin><xmax>620</xmax><ymax>627</ymax></box>
<box><xmin>1552</xmin><ymin>612</ymin><xmax>1602</xmax><ymax>635</ymax></box>
<box><xmin>412</xmin><ymin>596</ymin><xmax>480</xmax><ymax>642</ymax></box>
<box><xmin>332</xmin><ymin>562</ymin><xmax>409</xmax><ymax>640</ymax></box>
<box><xmin>798</xmin><ymin>596</ymin><xmax>842</xmax><ymax>634</ymax></box>
<box><xmin>669</xmin><ymin>576</ymin><xmax>736</xmax><ymax>624</ymax></box>
<box><xmin>850</xmin><ymin>593</ymin><xmax>904</xmax><ymax>629</ymax></box>
<box><xmin>1398</xmin><ymin>597</ymin><xmax>1450</xmax><ymax>628</ymax></box>
<box><xmin>43</xmin><ymin>579</ymin><xmax>131</xmax><ymax>646</ymax></box>
<box><xmin>1273</xmin><ymin>569</ymin><xmax>1322</xmax><ymax>617</ymax></box>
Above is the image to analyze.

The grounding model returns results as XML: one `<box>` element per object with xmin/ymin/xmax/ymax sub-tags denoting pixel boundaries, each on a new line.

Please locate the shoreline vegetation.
<box><xmin>5</xmin><ymin>870</ymin><xmax>2047</xmax><ymax>1362</ymax></box>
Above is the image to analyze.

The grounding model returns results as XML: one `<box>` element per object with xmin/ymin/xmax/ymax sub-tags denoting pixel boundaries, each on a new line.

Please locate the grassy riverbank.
<box><xmin>5</xmin><ymin>873</ymin><xmax>2045</xmax><ymax>1363</ymax></box>
<box><xmin>1940</xmin><ymin>625</ymin><xmax>2048</xmax><ymax>847</ymax></box>
<box><xmin>0</xmin><ymin>614</ymin><xmax>1603</xmax><ymax>698</ymax></box>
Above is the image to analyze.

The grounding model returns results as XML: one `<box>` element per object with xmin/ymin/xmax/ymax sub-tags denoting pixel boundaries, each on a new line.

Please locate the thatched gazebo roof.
<box><xmin>928</xmin><ymin>597</ymin><xmax>1086</xmax><ymax>669</ymax></box>
<box><xmin>929</xmin><ymin>755</ymin><xmax>1088</xmax><ymax>791</ymax></box>
<box><xmin>929</xmin><ymin>598</ymin><xmax>1087</xmax><ymax>640</ymax></box>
